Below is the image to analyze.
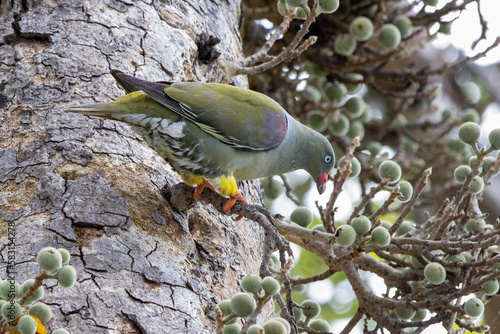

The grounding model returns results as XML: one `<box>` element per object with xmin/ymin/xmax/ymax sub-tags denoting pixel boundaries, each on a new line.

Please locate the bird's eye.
<box><xmin>324</xmin><ymin>155</ymin><xmax>332</xmax><ymax>164</ymax></box>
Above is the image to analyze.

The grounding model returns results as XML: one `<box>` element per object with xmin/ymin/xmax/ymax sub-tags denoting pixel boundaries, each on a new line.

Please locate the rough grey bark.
<box><xmin>0</xmin><ymin>1</ymin><xmax>269</xmax><ymax>333</ymax></box>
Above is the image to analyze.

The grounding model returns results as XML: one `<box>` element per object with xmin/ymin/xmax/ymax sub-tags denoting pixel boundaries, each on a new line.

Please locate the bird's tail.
<box><xmin>65</xmin><ymin>91</ymin><xmax>153</xmax><ymax>121</ymax></box>
<box><xmin>65</xmin><ymin>102</ymin><xmax>123</xmax><ymax>120</ymax></box>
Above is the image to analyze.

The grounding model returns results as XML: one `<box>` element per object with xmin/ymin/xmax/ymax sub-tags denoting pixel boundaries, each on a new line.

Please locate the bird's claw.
<box><xmin>193</xmin><ymin>179</ymin><xmax>215</xmax><ymax>198</ymax></box>
<box><xmin>224</xmin><ymin>193</ymin><xmax>248</xmax><ymax>220</ymax></box>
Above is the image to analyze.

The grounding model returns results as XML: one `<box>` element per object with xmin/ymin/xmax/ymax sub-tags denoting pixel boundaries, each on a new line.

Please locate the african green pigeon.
<box><xmin>66</xmin><ymin>71</ymin><xmax>335</xmax><ymax>214</ymax></box>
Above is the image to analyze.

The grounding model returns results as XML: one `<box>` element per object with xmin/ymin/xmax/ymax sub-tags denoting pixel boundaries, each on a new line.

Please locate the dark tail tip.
<box><xmin>110</xmin><ymin>69</ymin><xmax>125</xmax><ymax>81</ymax></box>
<box><xmin>109</xmin><ymin>70</ymin><xmax>142</xmax><ymax>94</ymax></box>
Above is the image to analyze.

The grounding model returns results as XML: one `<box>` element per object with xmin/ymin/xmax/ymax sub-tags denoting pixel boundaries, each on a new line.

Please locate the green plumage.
<box><xmin>65</xmin><ymin>71</ymin><xmax>335</xmax><ymax>196</ymax></box>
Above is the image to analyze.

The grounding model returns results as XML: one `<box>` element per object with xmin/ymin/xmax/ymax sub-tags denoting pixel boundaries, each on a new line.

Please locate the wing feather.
<box><xmin>111</xmin><ymin>70</ymin><xmax>288</xmax><ymax>151</ymax></box>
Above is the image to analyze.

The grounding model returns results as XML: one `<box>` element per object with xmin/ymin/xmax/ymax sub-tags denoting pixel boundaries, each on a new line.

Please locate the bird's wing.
<box><xmin>111</xmin><ymin>70</ymin><xmax>288</xmax><ymax>152</ymax></box>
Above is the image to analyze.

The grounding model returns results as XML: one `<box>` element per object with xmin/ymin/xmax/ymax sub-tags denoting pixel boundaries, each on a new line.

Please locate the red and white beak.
<box><xmin>316</xmin><ymin>171</ymin><xmax>328</xmax><ymax>194</ymax></box>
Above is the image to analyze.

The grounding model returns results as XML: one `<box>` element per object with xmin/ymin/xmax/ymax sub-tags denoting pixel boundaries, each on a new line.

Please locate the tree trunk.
<box><xmin>0</xmin><ymin>1</ymin><xmax>268</xmax><ymax>333</ymax></box>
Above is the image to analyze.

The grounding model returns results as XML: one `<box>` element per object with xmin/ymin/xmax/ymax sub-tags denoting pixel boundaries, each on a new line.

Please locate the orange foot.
<box><xmin>193</xmin><ymin>179</ymin><xmax>215</xmax><ymax>198</ymax></box>
<box><xmin>224</xmin><ymin>193</ymin><xmax>248</xmax><ymax>220</ymax></box>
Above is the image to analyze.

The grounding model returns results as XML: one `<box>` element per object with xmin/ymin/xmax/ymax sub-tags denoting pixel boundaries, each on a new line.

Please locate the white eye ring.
<box><xmin>325</xmin><ymin>155</ymin><xmax>332</xmax><ymax>163</ymax></box>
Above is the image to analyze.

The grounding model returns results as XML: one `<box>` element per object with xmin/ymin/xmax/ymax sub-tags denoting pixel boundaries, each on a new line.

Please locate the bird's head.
<box><xmin>303</xmin><ymin>133</ymin><xmax>335</xmax><ymax>194</ymax></box>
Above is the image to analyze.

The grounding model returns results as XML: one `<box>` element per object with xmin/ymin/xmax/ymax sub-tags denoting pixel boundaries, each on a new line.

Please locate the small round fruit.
<box><xmin>367</xmin><ymin>141</ymin><xmax>383</xmax><ymax>156</ymax></box>
<box><xmin>262</xmin><ymin>277</ymin><xmax>280</xmax><ymax>296</ymax></box>
<box><xmin>461</xmin><ymin>82</ymin><xmax>481</xmax><ymax>104</ymax></box>
<box><xmin>286</xmin><ymin>0</ymin><xmax>306</xmax><ymax>6</ymax></box>
<box><xmin>37</xmin><ymin>247</ymin><xmax>63</xmax><ymax>272</ymax></box>
<box><xmin>57</xmin><ymin>265</ymin><xmax>77</xmax><ymax>288</ymax></box>
<box><xmin>358</xmin><ymin>104</ymin><xmax>373</xmax><ymax>123</ymax></box>
<box><xmin>218</xmin><ymin>300</ymin><xmax>232</xmax><ymax>315</ymax></box>
<box><xmin>458</xmin><ymin>122</ymin><xmax>481</xmax><ymax>144</ymax></box>
<box><xmin>1</xmin><ymin>301</ymin><xmax>22</xmax><ymax>320</ymax></box>
<box><xmin>307</xmin><ymin>110</ymin><xmax>328</xmax><ymax>132</ymax></box>
<box><xmin>403</xmin><ymin>138</ymin><xmax>419</xmax><ymax>152</ymax></box>
<box><xmin>487</xmin><ymin>246</ymin><xmax>498</xmax><ymax>255</ymax></box>
<box><xmin>411</xmin><ymin>309</ymin><xmax>427</xmax><ymax>322</ymax></box>
<box><xmin>380</xmin><ymin>220</ymin><xmax>392</xmax><ymax>230</ymax></box>
<box><xmin>312</xmin><ymin>225</ymin><xmax>326</xmax><ymax>232</ymax></box>
<box><xmin>29</xmin><ymin>302</ymin><xmax>53</xmax><ymax>324</ymax></box>
<box><xmin>334</xmin><ymin>34</ymin><xmax>357</xmax><ymax>57</ymax></box>
<box><xmin>309</xmin><ymin>319</ymin><xmax>331</xmax><ymax>332</ymax></box>
<box><xmin>461</xmin><ymin>251</ymin><xmax>473</xmax><ymax>262</ymax></box>
<box><xmin>269</xmin><ymin>254</ymin><xmax>280</xmax><ymax>273</ymax></box>
<box><xmin>263</xmin><ymin>319</ymin><xmax>288</xmax><ymax>334</ymax></box>
<box><xmin>446</xmin><ymin>138</ymin><xmax>467</xmax><ymax>153</ymax></box>
<box><xmin>351</xmin><ymin>216</ymin><xmax>371</xmax><ymax>235</ymax></box>
<box><xmin>293</xmin><ymin>306</ymin><xmax>304</xmax><ymax>321</ymax></box>
<box><xmin>290</xmin><ymin>207</ymin><xmax>314</xmax><ymax>228</ymax></box>
<box><xmin>325</xmin><ymin>82</ymin><xmax>347</xmax><ymax>106</ymax></box>
<box><xmin>393</xmin><ymin>15</ymin><xmax>412</xmax><ymax>38</ymax></box>
<box><xmin>304</xmin><ymin>61</ymin><xmax>326</xmax><ymax>77</ymax></box>
<box><xmin>338</xmin><ymin>156</ymin><xmax>361</xmax><ymax>178</ymax></box>
<box><xmin>343</xmin><ymin>73</ymin><xmax>364</xmax><ymax>94</ymax></box>
<box><xmin>329</xmin><ymin>113</ymin><xmax>350</xmax><ymax>136</ymax></box>
<box><xmin>469</xmin><ymin>176</ymin><xmax>484</xmax><ymax>194</ymax></box>
<box><xmin>464</xmin><ymin>297</ymin><xmax>484</xmax><ymax>317</ymax></box>
<box><xmin>482</xmin><ymin>279</ymin><xmax>499</xmax><ymax>295</ymax></box>
<box><xmin>371</xmin><ymin>226</ymin><xmax>391</xmax><ymax>247</ymax></box>
<box><xmin>344</xmin><ymin>97</ymin><xmax>366</xmax><ymax>118</ymax></box>
<box><xmin>397</xmin><ymin>181</ymin><xmax>413</xmax><ymax>203</ymax></box>
<box><xmin>273</xmin><ymin>318</ymin><xmax>291</xmax><ymax>333</ymax></box>
<box><xmin>302</xmin><ymin>300</ymin><xmax>321</xmax><ymax>318</ymax></box>
<box><xmin>378</xmin><ymin>24</ymin><xmax>401</xmax><ymax>50</ymax></box>
<box><xmin>304</xmin><ymin>86</ymin><xmax>322</xmax><ymax>103</ymax></box>
<box><xmin>293</xmin><ymin>7</ymin><xmax>307</xmax><ymax>20</ymax></box>
<box><xmin>223</xmin><ymin>323</ymin><xmax>242</xmax><ymax>334</ymax></box>
<box><xmin>442</xmin><ymin>108</ymin><xmax>455</xmax><ymax>119</ymax></box>
<box><xmin>318</xmin><ymin>0</ymin><xmax>340</xmax><ymax>14</ymax></box>
<box><xmin>349</xmin><ymin>157</ymin><xmax>362</xmax><ymax>178</ymax></box>
<box><xmin>396</xmin><ymin>221</ymin><xmax>415</xmax><ymax>236</ymax></box>
<box><xmin>424</xmin><ymin>262</ymin><xmax>446</xmax><ymax>285</ymax></box>
<box><xmin>241</xmin><ymin>275</ymin><xmax>262</xmax><ymax>294</ymax></box>
<box><xmin>335</xmin><ymin>225</ymin><xmax>357</xmax><ymax>247</ymax></box>
<box><xmin>17</xmin><ymin>315</ymin><xmax>37</xmax><ymax>334</ymax></box>
<box><xmin>481</xmin><ymin>156</ymin><xmax>500</xmax><ymax>176</ymax></box>
<box><xmin>58</xmin><ymin>248</ymin><xmax>71</xmax><ymax>264</ymax></box>
<box><xmin>349</xmin><ymin>16</ymin><xmax>374</xmax><ymax>42</ymax></box>
<box><xmin>0</xmin><ymin>280</ymin><xmax>21</xmax><ymax>300</ymax></box>
<box><xmin>489</xmin><ymin>129</ymin><xmax>500</xmax><ymax>150</ymax></box>
<box><xmin>445</xmin><ymin>254</ymin><xmax>466</xmax><ymax>275</ymax></box>
<box><xmin>53</xmin><ymin>330</ymin><xmax>70</xmax><ymax>334</ymax></box>
<box><xmin>230</xmin><ymin>293</ymin><xmax>256</xmax><ymax>317</ymax></box>
<box><xmin>360</xmin><ymin>3</ymin><xmax>377</xmax><ymax>17</ymax></box>
<box><xmin>461</xmin><ymin>108</ymin><xmax>480</xmax><ymax>123</ymax></box>
<box><xmin>410</xmin><ymin>256</ymin><xmax>423</xmax><ymax>269</ymax></box>
<box><xmin>346</xmin><ymin>120</ymin><xmax>365</xmax><ymax>140</ymax></box>
<box><xmin>278</xmin><ymin>0</ymin><xmax>290</xmax><ymax>16</ymax></box>
<box><xmin>247</xmin><ymin>325</ymin><xmax>264</xmax><ymax>334</ymax></box>
<box><xmin>264</xmin><ymin>178</ymin><xmax>283</xmax><ymax>200</ymax></box>
<box><xmin>454</xmin><ymin>165</ymin><xmax>471</xmax><ymax>184</ymax></box>
<box><xmin>395</xmin><ymin>307</ymin><xmax>415</xmax><ymax>321</ymax></box>
<box><xmin>378</xmin><ymin>160</ymin><xmax>402</xmax><ymax>183</ymax></box>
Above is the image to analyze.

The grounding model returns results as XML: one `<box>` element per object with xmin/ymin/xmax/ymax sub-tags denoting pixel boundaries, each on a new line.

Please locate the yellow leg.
<box><xmin>180</xmin><ymin>173</ymin><xmax>203</xmax><ymax>187</ymax></box>
<box><xmin>218</xmin><ymin>175</ymin><xmax>239</xmax><ymax>197</ymax></box>
<box><xmin>218</xmin><ymin>175</ymin><xmax>248</xmax><ymax>219</ymax></box>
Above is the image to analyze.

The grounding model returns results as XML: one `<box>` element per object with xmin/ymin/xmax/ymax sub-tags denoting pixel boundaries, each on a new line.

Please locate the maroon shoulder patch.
<box><xmin>263</xmin><ymin>110</ymin><xmax>288</xmax><ymax>149</ymax></box>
